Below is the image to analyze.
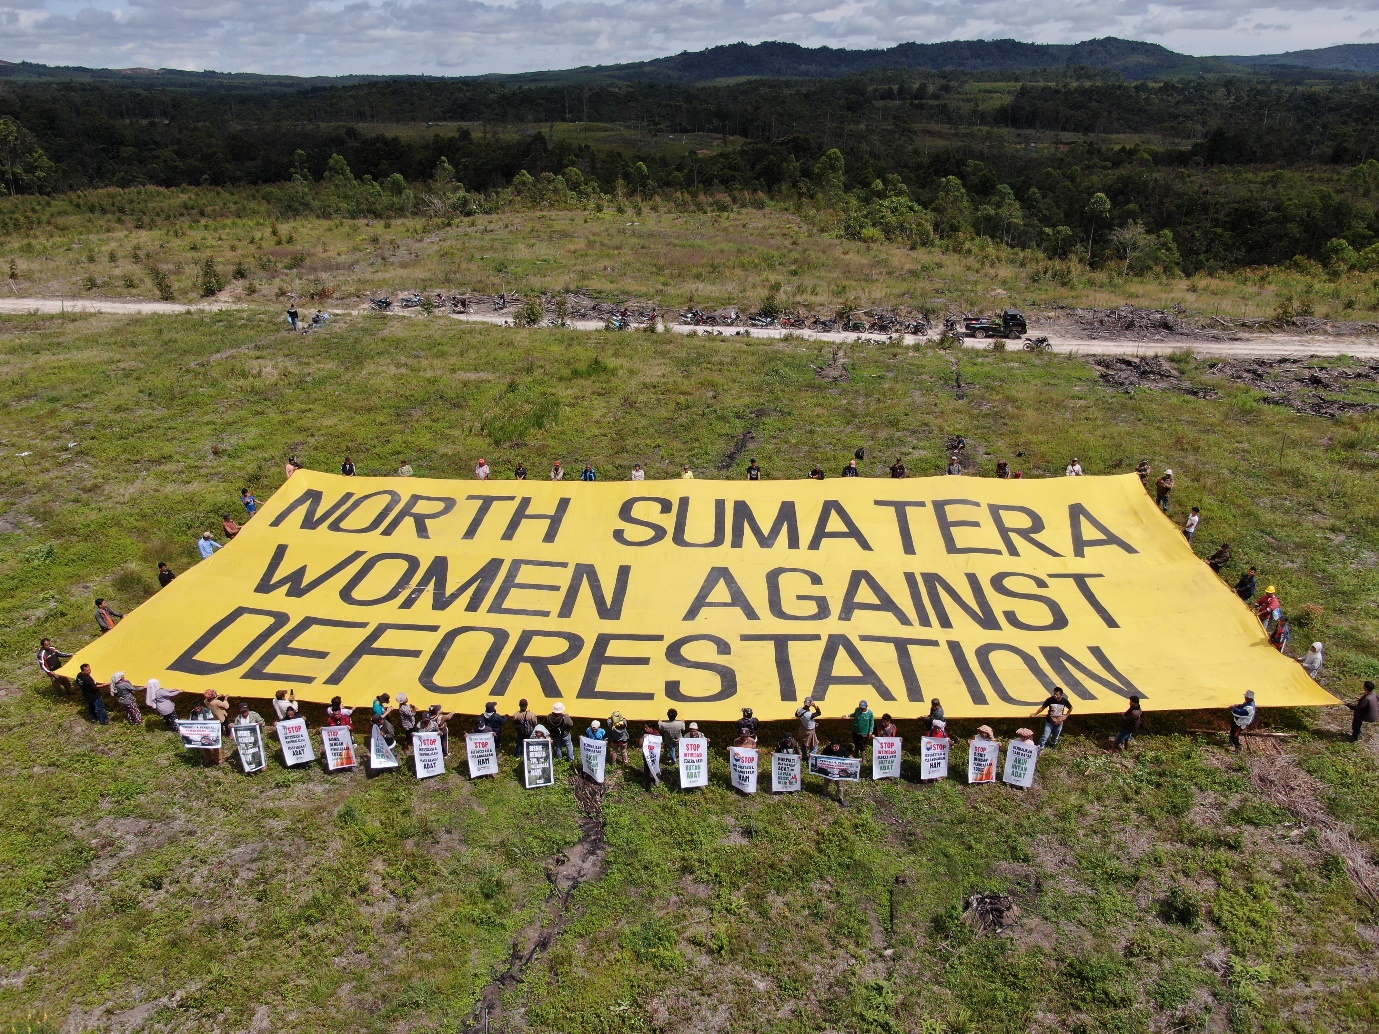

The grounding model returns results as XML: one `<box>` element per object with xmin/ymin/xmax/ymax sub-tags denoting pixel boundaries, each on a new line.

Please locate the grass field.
<box><xmin>2</xmin><ymin>301</ymin><xmax>1379</xmax><ymax>1033</ymax></box>
<box><xmin>5</xmin><ymin>192</ymin><xmax>1379</xmax><ymax>323</ymax></box>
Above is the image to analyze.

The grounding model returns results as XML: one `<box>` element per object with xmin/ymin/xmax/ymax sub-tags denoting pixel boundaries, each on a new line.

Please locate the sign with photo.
<box><xmin>729</xmin><ymin>747</ymin><xmax>759</xmax><ymax>794</ymax></box>
<box><xmin>968</xmin><ymin>740</ymin><xmax>1000</xmax><ymax>785</ymax></box>
<box><xmin>176</xmin><ymin>719</ymin><xmax>222</xmax><ymax>751</ymax></box>
<box><xmin>320</xmin><ymin>726</ymin><xmax>357</xmax><ymax>771</ymax></box>
<box><xmin>232</xmin><ymin>723</ymin><xmax>267</xmax><ymax>773</ymax></box>
<box><xmin>771</xmin><ymin>752</ymin><xmax>802</xmax><ymax>792</ymax></box>
<box><xmin>809</xmin><ymin>753</ymin><xmax>862</xmax><ymax>781</ymax></box>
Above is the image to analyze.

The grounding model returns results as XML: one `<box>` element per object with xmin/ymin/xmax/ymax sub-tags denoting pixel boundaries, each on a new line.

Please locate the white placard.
<box><xmin>370</xmin><ymin>725</ymin><xmax>400</xmax><ymax>770</ymax></box>
<box><xmin>920</xmin><ymin>736</ymin><xmax>950</xmax><ymax>780</ymax></box>
<box><xmin>413</xmin><ymin>730</ymin><xmax>447</xmax><ymax>779</ymax></box>
<box><xmin>1002</xmin><ymin>739</ymin><xmax>1039</xmax><ymax>788</ymax></box>
<box><xmin>968</xmin><ymin>740</ymin><xmax>1000</xmax><ymax>785</ymax></box>
<box><xmin>771</xmin><ymin>752</ymin><xmax>802</xmax><ymax>792</ymax></box>
<box><xmin>523</xmin><ymin>738</ymin><xmax>556</xmax><ymax>788</ymax></box>
<box><xmin>320</xmin><ymin>726</ymin><xmax>358</xmax><ymax>770</ymax></box>
<box><xmin>177</xmin><ymin>719</ymin><xmax>222</xmax><ymax>750</ymax></box>
<box><xmin>809</xmin><ymin>753</ymin><xmax>862</xmax><ymax>781</ymax></box>
<box><xmin>232</xmin><ymin>723</ymin><xmax>267</xmax><ymax>773</ymax></box>
<box><xmin>679</xmin><ymin>737</ymin><xmax>709</xmax><ymax>788</ymax></box>
<box><xmin>466</xmin><ymin>732</ymin><xmax>499</xmax><ymax>778</ymax></box>
<box><xmin>276</xmin><ymin>717</ymin><xmax>316</xmax><ymax>767</ymax></box>
<box><xmin>872</xmin><ymin>736</ymin><xmax>902</xmax><ymax>780</ymax></box>
<box><xmin>729</xmin><ymin>747</ymin><xmax>759</xmax><ymax>794</ymax></box>
<box><xmin>580</xmin><ymin>736</ymin><xmax>607</xmax><ymax>783</ymax></box>
<box><xmin>642</xmin><ymin>734</ymin><xmax>663</xmax><ymax>782</ymax></box>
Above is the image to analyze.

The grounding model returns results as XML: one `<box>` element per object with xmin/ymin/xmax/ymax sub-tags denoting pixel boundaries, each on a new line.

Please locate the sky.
<box><xmin>1</xmin><ymin>0</ymin><xmax>1378</xmax><ymax>77</ymax></box>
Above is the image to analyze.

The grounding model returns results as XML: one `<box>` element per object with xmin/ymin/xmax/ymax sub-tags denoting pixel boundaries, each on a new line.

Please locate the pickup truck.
<box><xmin>961</xmin><ymin>309</ymin><xmax>1027</xmax><ymax>339</ymax></box>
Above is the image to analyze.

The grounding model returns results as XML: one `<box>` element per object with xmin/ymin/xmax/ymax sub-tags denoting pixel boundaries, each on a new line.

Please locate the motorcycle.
<box><xmin>370</xmin><ymin>297</ymin><xmax>393</xmax><ymax>312</ymax></box>
<box><xmin>399</xmin><ymin>293</ymin><xmax>424</xmax><ymax>308</ymax></box>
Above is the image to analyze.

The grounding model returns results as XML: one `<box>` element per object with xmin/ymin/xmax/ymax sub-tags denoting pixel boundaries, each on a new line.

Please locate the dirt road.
<box><xmin>4</xmin><ymin>297</ymin><xmax>1378</xmax><ymax>358</ymax></box>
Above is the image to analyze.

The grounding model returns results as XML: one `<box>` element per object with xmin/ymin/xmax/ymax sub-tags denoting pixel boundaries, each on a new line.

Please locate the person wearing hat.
<box><xmin>1154</xmin><ymin>469</ymin><xmax>1174</xmax><ymax>513</ymax></box>
<box><xmin>848</xmin><ymin>699</ymin><xmax>875</xmax><ymax>754</ymax></box>
<box><xmin>1346</xmin><ymin>681</ymin><xmax>1379</xmax><ymax>743</ymax></box>
<box><xmin>580</xmin><ymin>462</ymin><xmax>598</xmax><ymax>482</ymax></box>
<box><xmin>973</xmin><ymin>725</ymin><xmax>998</xmax><ymax>743</ymax></box>
<box><xmin>372</xmin><ymin>693</ymin><xmax>391</xmax><ymax>718</ymax></box>
<box><xmin>928</xmin><ymin>718</ymin><xmax>949</xmax><ymax>741</ymax></box>
<box><xmin>1065</xmin><ymin>457</ymin><xmax>1083</xmax><ymax>476</ymax></box>
<box><xmin>658</xmin><ymin>707</ymin><xmax>687</xmax><ymax>765</ymax></box>
<box><xmin>1114</xmin><ymin>697</ymin><xmax>1143</xmax><ymax>751</ymax></box>
<box><xmin>1255</xmin><ymin>586</ymin><xmax>1282</xmax><ymax>634</ymax></box>
<box><xmin>475</xmin><ymin>458</ymin><xmax>490</xmax><ymax>480</ymax></box>
<box><xmin>607</xmin><ymin>711</ymin><xmax>631</xmax><ymax>763</ymax></box>
<box><xmin>584</xmin><ymin>718</ymin><xmax>607</xmax><ymax>741</ymax></box>
<box><xmin>1229</xmin><ymin>690</ymin><xmax>1258</xmax><ymax>751</ymax></box>
<box><xmin>1032</xmin><ymin>686</ymin><xmax>1073</xmax><ymax>749</ymax></box>
<box><xmin>197</xmin><ymin>531</ymin><xmax>222</xmax><ymax>560</ymax></box>
<box><xmin>1135</xmin><ymin>458</ymin><xmax>1151</xmax><ymax>488</ymax></box>
<box><xmin>821</xmin><ymin>735</ymin><xmax>850</xmax><ymax>801</ymax></box>
<box><xmin>145</xmin><ymin>678</ymin><xmax>181</xmax><ymax>729</ymax></box>
<box><xmin>233</xmin><ymin>699</ymin><xmax>265</xmax><ymax>728</ymax></box>
<box><xmin>631</xmin><ymin>463</ymin><xmax>646</xmax><ymax>481</ymax></box>
<box><xmin>641</xmin><ymin>722</ymin><xmax>663</xmax><ymax>785</ymax></box>
<box><xmin>547</xmin><ymin>702</ymin><xmax>575</xmax><ymax>761</ymax></box>
<box><xmin>477</xmin><ymin>701</ymin><xmax>508</xmax><ymax>748</ymax></box>
<box><xmin>735</xmin><ymin>707</ymin><xmax>761</xmax><ymax>741</ymax></box>
<box><xmin>681</xmin><ymin>465</ymin><xmax>695</xmax><ymax>479</ymax></box>
<box><xmin>1014</xmin><ymin>727</ymin><xmax>1036</xmax><ymax>743</ymax></box>
<box><xmin>394</xmin><ymin>693</ymin><xmax>418</xmax><ymax>752</ymax></box>
<box><xmin>776</xmin><ymin>731</ymin><xmax>801</xmax><ymax>755</ymax></box>
<box><xmin>550</xmin><ymin>460</ymin><xmax>564</xmax><ymax>481</ymax></box>
<box><xmin>946</xmin><ymin>455</ymin><xmax>963</xmax><ymax>476</ymax></box>
<box><xmin>795</xmin><ymin>698</ymin><xmax>821</xmax><ymax>753</ymax></box>
<box><xmin>732</xmin><ymin>725</ymin><xmax>758</xmax><ymax>748</ymax></box>
<box><xmin>512</xmin><ymin>698</ymin><xmax>539</xmax><ymax>756</ymax></box>
<box><xmin>421</xmin><ymin>703</ymin><xmax>456</xmax><ymax>755</ymax></box>
<box><xmin>683</xmin><ymin>722</ymin><xmax>708</xmax><ymax>745</ymax></box>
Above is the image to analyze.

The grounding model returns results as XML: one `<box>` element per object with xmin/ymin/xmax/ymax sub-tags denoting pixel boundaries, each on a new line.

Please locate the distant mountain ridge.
<box><xmin>4</xmin><ymin>37</ymin><xmax>1379</xmax><ymax>89</ymax></box>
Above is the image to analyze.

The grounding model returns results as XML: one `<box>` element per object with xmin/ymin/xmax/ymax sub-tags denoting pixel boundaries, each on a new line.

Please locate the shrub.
<box><xmin>145</xmin><ymin>265</ymin><xmax>175</xmax><ymax>301</ymax></box>
<box><xmin>199</xmin><ymin>259</ymin><xmax>224</xmax><ymax>296</ymax></box>
<box><xmin>1160</xmin><ymin>884</ymin><xmax>1202</xmax><ymax>929</ymax></box>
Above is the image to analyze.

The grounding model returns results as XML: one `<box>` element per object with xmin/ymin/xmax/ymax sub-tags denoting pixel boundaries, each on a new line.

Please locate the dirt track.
<box><xmin>4</xmin><ymin>297</ymin><xmax>1379</xmax><ymax>359</ymax></box>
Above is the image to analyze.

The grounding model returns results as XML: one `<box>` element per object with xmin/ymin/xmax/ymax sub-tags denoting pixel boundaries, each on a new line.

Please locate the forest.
<box><xmin>4</xmin><ymin>64</ymin><xmax>1379</xmax><ymax>273</ymax></box>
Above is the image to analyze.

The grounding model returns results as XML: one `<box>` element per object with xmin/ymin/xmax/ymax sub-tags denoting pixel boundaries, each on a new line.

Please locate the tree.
<box><xmin>813</xmin><ymin>149</ymin><xmax>845</xmax><ymax>198</ymax></box>
<box><xmin>930</xmin><ymin>176</ymin><xmax>973</xmax><ymax>237</ymax></box>
<box><xmin>434</xmin><ymin>157</ymin><xmax>456</xmax><ymax>190</ymax></box>
<box><xmin>0</xmin><ymin>117</ymin><xmax>53</xmax><ymax>196</ymax></box>
<box><xmin>1085</xmin><ymin>192</ymin><xmax>1111</xmax><ymax>263</ymax></box>
<box><xmin>1109</xmin><ymin>220</ymin><xmax>1149</xmax><ymax>275</ymax></box>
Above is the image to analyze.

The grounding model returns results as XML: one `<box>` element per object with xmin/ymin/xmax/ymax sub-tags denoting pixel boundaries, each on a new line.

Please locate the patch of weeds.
<box><xmin>1160</xmin><ymin>884</ymin><xmax>1204</xmax><ymax>929</ymax></box>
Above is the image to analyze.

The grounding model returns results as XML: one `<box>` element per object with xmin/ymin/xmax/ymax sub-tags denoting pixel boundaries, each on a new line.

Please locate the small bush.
<box><xmin>988</xmin><ymin>337</ymin><xmax>1006</xmax><ymax>352</ymax></box>
<box><xmin>1160</xmin><ymin>884</ymin><xmax>1202</xmax><ymax>929</ymax></box>
<box><xmin>199</xmin><ymin>259</ymin><xmax>224</xmax><ymax>296</ymax></box>
<box><xmin>514</xmin><ymin>298</ymin><xmax>544</xmax><ymax>327</ymax></box>
<box><xmin>145</xmin><ymin>265</ymin><xmax>175</xmax><ymax>301</ymax></box>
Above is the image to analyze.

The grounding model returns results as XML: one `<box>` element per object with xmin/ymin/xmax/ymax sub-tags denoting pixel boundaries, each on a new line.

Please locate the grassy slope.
<box><xmin>2</xmin><ymin>300</ymin><xmax>1379</xmax><ymax>1031</ymax></box>
<box><xmin>6</xmin><ymin>196</ymin><xmax>1379</xmax><ymax>321</ymax></box>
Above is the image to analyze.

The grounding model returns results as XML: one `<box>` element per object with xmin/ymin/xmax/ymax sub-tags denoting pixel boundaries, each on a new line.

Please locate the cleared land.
<box><xmin>2</xmin><ymin>299</ymin><xmax>1379</xmax><ymax>1033</ymax></box>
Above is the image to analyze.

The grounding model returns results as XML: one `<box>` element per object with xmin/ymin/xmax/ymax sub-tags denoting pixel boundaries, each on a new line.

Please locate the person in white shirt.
<box><xmin>1301</xmin><ymin>642</ymin><xmax>1324</xmax><ymax>680</ymax></box>
<box><xmin>630</xmin><ymin>463</ymin><xmax>645</xmax><ymax>481</ymax></box>
<box><xmin>551</xmin><ymin>461</ymin><xmax>564</xmax><ymax>480</ymax></box>
<box><xmin>475</xmin><ymin>458</ymin><xmax>490</xmax><ymax>480</ymax></box>
<box><xmin>398</xmin><ymin>460</ymin><xmax>414</xmax><ymax>477</ymax></box>
<box><xmin>272</xmin><ymin>688</ymin><xmax>297</xmax><ymax>720</ymax></box>
<box><xmin>1065</xmin><ymin>458</ymin><xmax>1084</xmax><ymax>476</ymax></box>
<box><xmin>197</xmin><ymin>532</ymin><xmax>222</xmax><ymax>559</ymax></box>
<box><xmin>682</xmin><ymin>466</ymin><xmax>695</xmax><ymax>479</ymax></box>
<box><xmin>1183</xmin><ymin>507</ymin><xmax>1200</xmax><ymax>541</ymax></box>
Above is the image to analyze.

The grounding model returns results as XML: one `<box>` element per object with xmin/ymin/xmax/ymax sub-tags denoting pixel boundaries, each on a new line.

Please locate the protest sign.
<box><xmin>642</xmin><ymin>733</ymin><xmax>663</xmax><ymax>782</ymax></box>
<box><xmin>523</xmin><ymin>738</ymin><xmax>556</xmax><ymax>788</ymax></box>
<box><xmin>872</xmin><ymin>736</ymin><xmax>902</xmax><ymax>780</ymax></box>
<box><xmin>809</xmin><ymin>753</ymin><xmax>862</xmax><ymax>781</ymax></box>
<box><xmin>320</xmin><ymin>726</ymin><xmax>357</xmax><ymax>770</ymax></box>
<box><xmin>232</xmin><ymin>723</ymin><xmax>267</xmax><ymax>773</ymax></box>
<box><xmin>69</xmin><ymin>470</ymin><xmax>1338</xmax><ymax>723</ymax></box>
<box><xmin>771</xmin><ymin>752</ymin><xmax>802</xmax><ymax>792</ymax></box>
<box><xmin>1003</xmin><ymin>739</ymin><xmax>1040</xmax><ymax>788</ymax></box>
<box><xmin>412</xmin><ymin>730</ymin><xmax>446</xmax><ymax>779</ymax></box>
<box><xmin>679</xmin><ymin>737</ymin><xmax>709</xmax><ymax>788</ymax></box>
<box><xmin>580</xmin><ymin>736</ymin><xmax>607</xmax><ymax>783</ymax></box>
<box><xmin>369</xmin><ymin>725</ymin><xmax>400</xmax><ymax>771</ymax></box>
<box><xmin>176</xmin><ymin>719</ymin><xmax>222</xmax><ymax>750</ymax></box>
<box><xmin>919</xmin><ymin>736</ymin><xmax>950</xmax><ymax>780</ymax></box>
<box><xmin>466</xmin><ymin>732</ymin><xmax>499</xmax><ymax>778</ymax></box>
<box><xmin>275</xmin><ymin>716</ymin><xmax>315</xmax><ymax>767</ymax></box>
<box><xmin>968</xmin><ymin>740</ymin><xmax>1000</xmax><ymax>785</ymax></box>
<box><xmin>729</xmin><ymin>747</ymin><xmax>759</xmax><ymax>794</ymax></box>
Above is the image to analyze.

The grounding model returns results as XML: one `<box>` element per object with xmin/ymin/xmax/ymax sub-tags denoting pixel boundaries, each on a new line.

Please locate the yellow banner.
<box><xmin>65</xmin><ymin>471</ymin><xmax>1333</xmax><ymax>720</ymax></box>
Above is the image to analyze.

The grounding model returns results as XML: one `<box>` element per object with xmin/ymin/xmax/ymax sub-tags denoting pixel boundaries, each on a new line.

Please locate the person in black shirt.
<box><xmin>1207</xmin><ymin>543</ymin><xmax>1232</xmax><ymax>575</ymax></box>
<box><xmin>38</xmin><ymin>638</ymin><xmax>73</xmax><ymax>693</ymax></box>
<box><xmin>477</xmin><ymin>701</ymin><xmax>508</xmax><ymax>746</ymax></box>
<box><xmin>889</xmin><ymin>458</ymin><xmax>907</xmax><ymax>478</ymax></box>
<box><xmin>809</xmin><ymin>467</ymin><xmax>825</xmax><ymax>480</ymax></box>
<box><xmin>996</xmin><ymin>460</ymin><xmax>1010</xmax><ymax>479</ymax></box>
<box><xmin>735</xmin><ymin>707</ymin><xmax>761</xmax><ymax>740</ymax></box>
<box><xmin>777</xmin><ymin>732</ymin><xmax>800</xmax><ymax>755</ymax></box>
<box><xmin>287</xmin><ymin>305</ymin><xmax>299</xmax><ymax>332</ymax></box>
<box><xmin>1235</xmin><ymin>566</ymin><xmax>1257</xmax><ymax>602</ymax></box>
<box><xmin>157</xmin><ymin>562</ymin><xmax>176</xmax><ymax>587</ymax></box>
<box><xmin>514</xmin><ymin>462</ymin><xmax>528</xmax><ymax>480</ymax></box>
<box><xmin>341</xmin><ymin>456</ymin><xmax>356</xmax><ymax>476</ymax></box>
<box><xmin>75</xmin><ymin>663</ymin><xmax>109</xmax><ymax>724</ymax></box>
<box><xmin>747</xmin><ymin>459</ymin><xmax>762</xmax><ymax>480</ymax></box>
<box><xmin>842</xmin><ymin>459</ymin><xmax>860</xmax><ymax>477</ymax></box>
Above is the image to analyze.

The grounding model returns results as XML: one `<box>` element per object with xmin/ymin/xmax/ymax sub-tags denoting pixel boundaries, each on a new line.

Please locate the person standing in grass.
<box><xmin>585</xmin><ymin>718</ymin><xmax>607</xmax><ymax>742</ymax></box>
<box><xmin>394</xmin><ymin>693</ymin><xmax>418</xmax><ymax>753</ymax></box>
<box><xmin>1345</xmin><ymin>681</ymin><xmax>1378</xmax><ymax>743</ymax></box>
<box><xmin>1269</xmin><ymin>616</ymin><xmax>1292</xmax><ymax>654</ymax></box>
<box><xmin>109</xmin><ymin>671</ymin><xmax>143</xmax><ymax>725</ymax></box>
<box><xmin>795</xmin><ymin>698</ymin><xmax>821</xmax><ymax>754</ymax></box>
<box><xmin>514</xmin><ymin>461</ymin><xmax>528</xmax><ymax>480</ymax></box>
<box><xmin>398</xmin><ymin>460</ymin><xmax>414</xmax><ymax>477</ymax></box>
<box><xmin>848</xmin><ymin>700</ymin><xmax>875</xmax><ymax>754</ymax></box>
<box><xmin>145</xmin><ymin>678</ymin><xmax>181</xmax><ymax>728</ymax></box>
<box><xmin>551</xmin><ymin>460</ymin><xmax>564</xmax><ymax>480</ymax></box>
<box><xmin>1033</xmin><ymin>687</ymin><xmax>1073</xmax><ymax>748</ymax></box>
<box><xmin>512</xmin><ymin>698</ymin><xmax>539</xmax><ymax>756</ymax></box>
<box><xmin>287</xmin><ymin>304</ymin><xmax>299</xmax><ymax>332</ymax></box>
<box><xmin>631</xmin><ymin>463</ymin><xmax>645</xmax><ymax>481</ymax></box>
<box><xmin>37</xmin><ymin>638</ymin><xmax>73</xmax><ymax>693</ymax></box>
<box><xmin>658</xmin><ymin>707</ymin><xmax>686</xmax><ymax>764</ymax></box>
<box><xmin>1234</xmin><ymin>565</ymin><xmax>1256</xmax><ymax>600</ymax></box>
<box><xmin>341</xmin><ymin>456</ymin><xmax>356</xmax><ymax>476</ymax></box>
<box><xmin>875</xmin><ymin>713</ymin><xmax>898</xmax><ymax>739</ymax></box>
<box><xmin>581</xmin><ymin>463</ymin><xmax>597</xmax><ymax>482</ymax></box>
<box><xmin>1229</xmin><ymin>690</ymin><xmax>1257</xmax><ymax>751</ymax></box>
<box><xmin>889</xmin><ymin>457</ymin><xmax>907</xmax><ymax>478</ymax></box>
<box><xmin>925</xmin><ymin>698</ymin><xmax>945</xmax><ymax>732</ymax></box>
<box><xmin>681</xmin><ymin>466</ymin><xmax>695</xmax><ymax>479</ymax></box>
<box><xmin>1183</xmin><ymin>507</ymin><xmax>1200</xmax><ymax>542</ymax></box>
<box><xmin>222</xmin><ymin>514</ymin><xmax>241</xmax><ymax>539</ymax></box>
<box><xmin>548</xmin><ymin>702</ymin><xmax>575</xmax><ymax>761</ymax></box>
<box><xmin>76</xmin><ymin>664</ymin><xmax>108</xmax><ymax>725</ymax></box>
<box><xmin>1154</xmin><ymin>469</ymin><xmax>1174</xmax><ymax>512</ymax></box>
<box><xmin>642</xmin><ymin>722</ymin><xmax>662</xmax><ymax>786</ymax></box>
<box><xmin>475</xmin><ymin>458</ymin><xmax>490</xmax><ymax>480</ymax></box>
<box><xmin>477</xmin><ymin>701</ymin><xmax>508</xmax><ymax>749</ymax></box>
<box><xmin>842</xmin><ymin>458</ymin><xmax>860</xmax><ymax>477</ymax></box>
<box><xmin>1301</xmin><ymin>642</ymin><xmax>1324</xmax><ymax>680</ymax></box>
<box><xmin>187</xmin><ymin>696</ymin><xmax>222</xmax><ymax>765</ymax></box>
<box><xmin>777</xmin><ymin>732</ymin><xmax>800</xmax><ymax>755</ymax></box>
<box><xmin>747</xmin><ymin>459</ymin><xmax>762</xmax><ymax>480</ymax></box>
<box><xmin>735</xmin><ymin>707</ymin><xmax>761</xmax><ymax>741</ymax></box>
<box><xmin>233</xmin><ymin>700</ymin><xmax>265</xmax><ymax>729</ymax></box>
<box><xmin>809</xmin><ymin>466</ymin><xmax>825</xmax><ymax>480</ymax></box>
<box><xmin>197</xmin><ymin>532</ymin><xmax>221</xmax><ymax>559</ymax></box>
<box><xmin>608</xmin><ymin>711</ymin><xmax>630</xmax><ymax>763</ymax></box>
<box><xmin>1256</xmin><ymin>586</ymin><xmax>1282</xmax><ymax>632</ymax></box>
<box><xmin>1065</xmin><ymin>457</ymin><xmax>1083</xmax><ymax>476</ymax></box>
<box><xmin>947</xmin><ymin>455</ymin><xmax>963</xmax><ymax>475</ymax></box>
<box><xmin>95</xmin><ymin>597</ymin><xmax>122</xmax><ymax>634</ymax></box>
<box><xmin>1115</xmin><ymin>696</ymin><xmax>1143</xmax><ymax>751</ymax></box>
<box><xmin>157</xmin><ymin>562</ymin><xmax>176</xmax><ymax>587</ymax></box>
<box><xmin>205</xmin><ymin>689</ymin><xmax>230</xmax><ymax>730</ymax></box>
<box><xmin>286</xmin><ymin>456</ymin><xmax>302</xmax><ymax>478</ymax></box>
<box><xmin>1135</xmin><ymin>459</ymin><xmax>1151</xmax><ymax>488</ymax></box>
<box><xmin>241</xmin><ymin>488</ymin><xmax>259</xmax><ymax>516</ymax></box>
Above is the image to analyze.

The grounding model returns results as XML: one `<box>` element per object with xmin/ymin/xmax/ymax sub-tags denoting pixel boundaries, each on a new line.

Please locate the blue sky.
<box><xmin>2</xmin><ymin>0</ymin><xmax>1377</xmax><ymax>76</ymax></box>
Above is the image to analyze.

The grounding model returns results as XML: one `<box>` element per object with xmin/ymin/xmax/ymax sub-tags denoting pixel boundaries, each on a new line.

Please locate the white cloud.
<box><xmin>0</xmin><ymin>0</ymin><xmax>1377</xmax><ymax>75</ymax></box>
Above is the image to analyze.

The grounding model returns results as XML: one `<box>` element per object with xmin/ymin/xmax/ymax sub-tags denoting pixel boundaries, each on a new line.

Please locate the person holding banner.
<box><xmin>968</xmin><ymin>725</ymin><xmax>1001</xmax><ymax>785</ymax></box>
<box><xmin>233</xmin><ymin>700</ymin><xmax>265</xmax><ymax>729</ymax></box>
<box><xmin>658</xmin><ymin>708</ymin><xmax>686</xmax><ymax>765</ymax></box>
<box><xmin>776</xmin><ymin>732</ymin><xmax>800</xmax><ymax>755</ymax></box>
<box><xmin>547</xmin><ymin>703</ymin><xmax>575</xmax><ymax>762</ymax></box>
<box><xmin>395</xmin><ymin>693</ymin><xmax>419</xmax><ymax>753</ymax></box>
<box><xmin>585</xmin><ymin>719</ymin><xmax>607</xmax><ymax>742</ymax></box>
<box><xmin>820</xmin><ymin>737</ymin><xmax>850</xmax><ymax>801</ymax></box>
<box><xmin>732</xmin><ymin>727</ymin><xmax>758</xmax><ymax>749</ymax></box>
<box><xmin>875</xmin><ymin>713</ymin><xmax>898</xmax><ymax>740</ymax></box>
<box><xmin>1032</xmin><ymin>687</ymin><xmax>1073</xmax><ymax>749</ymax></box>
<box><xmin>186</xmin><ymin>698</ymin><xmax>222</xmax><ymax>766</ymax></box>
<box><xmin>421</xmin><ymin>704</ymin><xmax>455</xmax><ymax>755</ymax></box>
<box><xmin>477</xmin><ymin>702</ymin><xmax>508</xmax><ymax>750</ymax></box>
<box><xmin>795</xmin><ymin>698</ymin><xmax>821</xmax><ymax>753</ymax></box>
<box><xmin>145</xmin><ymin>678</ymin><xmax>182</xmax><ymax>729</ymax></box>
<box><xmin>641</xmin><ymin>723</ymin><xmax>662</xmax><ymax>786</ymax></box>
<box><xmin>326</xmin><ymin>695</ymin><xmax>354</xmax><ymax>731</ymax></box>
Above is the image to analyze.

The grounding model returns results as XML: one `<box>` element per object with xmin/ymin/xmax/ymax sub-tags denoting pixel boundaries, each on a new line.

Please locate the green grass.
<box><xmin>3</xmin><ymin>296</ymin><xmax>1379</xmax><ymax>1031</ymax></box>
